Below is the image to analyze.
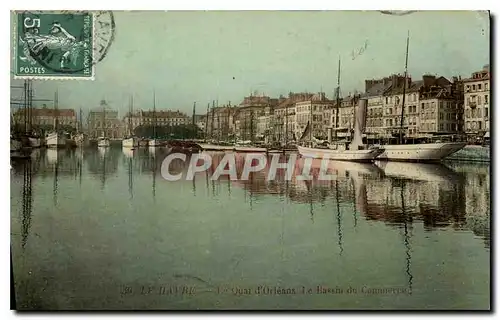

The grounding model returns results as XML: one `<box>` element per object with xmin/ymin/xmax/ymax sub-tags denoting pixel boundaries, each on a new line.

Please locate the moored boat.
<box><xmin>97</xmin><ymin>137</ymin><xmax>110</xmax><ymax>148</ymax></box>
<box><xmin>376</xmin><ymin>142</ymin><xmax>466</xmax><ymax>162</ymax></box>
<box><xmin>149</xmin><ymin>138</ymin><xmax>162</xmax><ymax>147</ymax></box>
<box><xmin>373</xmin><ymin>33</ymin><xmax>466</xmax><ymax>163</ymax></box>
<box><xmin>298</xmin><ymin>97</ymin><xmax>383</xmax><ymax>162</ymax></box>
<box><xmin>122</xmin><ymin>137</ymin><xmax>139</xmax><ymax>148</ymax></box>
<box><xmin>298</xmin><ymin>145</ymin><xmax>384</xmax><ymax>162</ymax></box>
<box><xmin>46</xmin><ymin>132</ymin><xmax>67</xmax><ymax>148</ymax></box>
<box><xmin>74</xmin><ymin>132</ymin><xmax>90</xmax><ymax>148</ymax></box>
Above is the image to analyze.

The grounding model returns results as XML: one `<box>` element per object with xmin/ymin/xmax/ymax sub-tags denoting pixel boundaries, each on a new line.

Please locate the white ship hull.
<box><xmin>122</xmin><ymin>137</ymin><xmax>139</xmax><ymax>148</ymax></box>
<box><xmin>97</xmin><ymin>138</ymin><xmax>110</xmax><ymax>148</ymax></box>
<box><xmin>298</xmin><ymin>145</ymin><xmax>383</xmax><ymax>162</ymax></box>
<box><xmin>376</xmin><ymin>142</ymin><xmax>466</xmax><ymax>162</ymax></box>
<box><xmin>46</xmin><ymin>133</ymin><xmax>67</xmax><ymax>148</ymax></box>
<box><xmin>149</xmin><ymin>139</ymin><xmax>161</xmax><ymax>147</ymax></box>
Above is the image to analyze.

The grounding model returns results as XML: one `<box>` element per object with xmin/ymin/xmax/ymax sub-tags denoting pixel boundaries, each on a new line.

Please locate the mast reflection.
<box><xmin>21</xmin><ymin>160</ymin><xmax>33</xmax><ymax>249</ymax></box>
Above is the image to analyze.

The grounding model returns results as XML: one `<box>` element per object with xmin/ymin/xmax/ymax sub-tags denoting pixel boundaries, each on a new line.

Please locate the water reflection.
<box><xmin>11</xmin><ymin>149</ymin><xmax>491</xmax><ymax>252</ymax></box>
<box><xmin>21</xmin><ymin>160</ymin><xmax>33</xmax><ymax>249</ymax></box>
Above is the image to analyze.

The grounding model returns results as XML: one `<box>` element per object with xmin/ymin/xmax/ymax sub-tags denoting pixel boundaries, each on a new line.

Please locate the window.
<box><xmin>485</xmin><ymin>107</ymin><xmax>489</xmax><ymax>117</ymax></box>
<box><xmin>478</xmin><ymin>121</ymin><xmax>482</xmax><ymax>130</ymax></box>
<box><xmin>485</xmin><ymin>95</ymin><xmax>488</xmax><ymax>104</ymax></box>
<box><xmin>485</xmin><ymin>83</ymin><xmax>488</xmax><ymax>90</ymax></box>
<box><xmin>472</xmin><ymin>84</ymin><xmax>476</xmax><ymax>90</ymax></box>
<box><xmin>478</xmin><ymin>96</ymin><xmax>482</xmax><ymax>104</ymax></box>
<box><xmin>466</xmin><ymin>85</ymin><xmax>470</xmax><ymax>92</ymax></box>
<box><xmin>478</xmin><ymin>83</ymin><xmax>482</xmax><ymax>90</ymax></box>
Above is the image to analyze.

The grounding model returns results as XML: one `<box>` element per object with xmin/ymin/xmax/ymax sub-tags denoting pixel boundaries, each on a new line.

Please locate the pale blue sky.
<box><xmin>10</xmin><ymin>10</ymin><xmax>490</xmax><ymax>116</ymax></box>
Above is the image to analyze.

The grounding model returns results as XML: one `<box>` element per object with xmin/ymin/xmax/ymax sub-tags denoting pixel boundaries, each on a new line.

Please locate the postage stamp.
<box><xmin>13</xmin><ymin>11</ymin><xmax>115</xmax><ymax>80</ymax></box>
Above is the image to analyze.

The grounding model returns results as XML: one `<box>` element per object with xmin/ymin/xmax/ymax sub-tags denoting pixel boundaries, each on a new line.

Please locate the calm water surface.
<box><xmin>10</xmin><ymin>147</ymin><xmax>490</xmax><ymax>310</ymax></box>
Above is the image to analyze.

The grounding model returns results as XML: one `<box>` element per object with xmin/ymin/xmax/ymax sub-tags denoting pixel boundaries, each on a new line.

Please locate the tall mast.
<box><xmin>23</xmin><ymin>80</ymin><xmax>28</xmax><ymax>133</ymax></box>
<box><xmin>211</xmin><ymin>100</ymin><xmax>215</xmax><ymax>140</ymax></box>
<box><xmin>129</xmin><ymin>95</ymin><xmax>133</xmax><ymax>136</ymax></box>
<box><xmin>334</xmin><ymin>56</ymin><xmax>341</xmax><ymax>141</ymax></box>
<box><xmin>285</xmin><ymin>102</ymin><xmax>288</xmax><ymax>146</ymax></box>
<box><xmin>54</xmin><ymin>90</ymin><xmax>59</xmax><ymax>132</ymax></box>
<box><xmin>205</xmin><ymin>103</ymin><xmax>210</xmax><ymax>140</ymax></box>
<box><xmin>153</xmin><ymin>91</ymin><xmax>156</xmax><ymax>139</ymax></box>
<box><xmin>309</xmin><ymin>94</ymin><xmax>313</xmax><ymax>146</ymax></box>
<box><xmin>101</xmin><ymin>99</ymin><xmax>105</xmax><ymax>138</ymax></box>
<box><xmin>79</xmin><ymin>108</ymin><xmax>83</xmax><ymax>133</ymax></box>
<box><xmin>192</xmin><ymin>102</ymin><xmax>196</xmax><ymax>127</ymax></box>
<box><xmin>399</xmin><ymin>31</ymin><xmax>410</xmax><ymax>145</ymax></box>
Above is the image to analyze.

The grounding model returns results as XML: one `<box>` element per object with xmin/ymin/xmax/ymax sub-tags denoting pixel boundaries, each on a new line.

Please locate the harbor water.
<box><xmin>10</xmin><ymin>148</ymin><xmax>490</xmax><ymax>310</ymax></box>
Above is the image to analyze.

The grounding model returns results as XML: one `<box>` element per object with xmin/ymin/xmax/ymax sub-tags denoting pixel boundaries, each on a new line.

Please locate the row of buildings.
<box><xmin>202</xmin><ymin>65</ymin><xmax>490</xmax><ymax>142</ymax></box>
<box><xmin>12</xmin><ymin>65</ymin><xmax>490</xmax><ymax>142</ymax></box>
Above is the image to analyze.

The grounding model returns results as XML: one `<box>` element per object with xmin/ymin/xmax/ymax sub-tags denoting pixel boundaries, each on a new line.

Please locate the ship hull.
<box><xmin>97</xmin><ymin>138</ymin><xmax>110</xmax><ymax>148</ymax></box>
<box><xmin>122</xmin><ymin>137</ymin><xmax>139</xmax><ymax>148</ymax></box>
<box><xmin>149</xmin><ymin>139</ymin><xmax>162</xmax><ymax>147</ymax></box>
<box><xmin>46</xmin><ymin>133</ymin><xmax>67</xmax><ymax>148</ymax></box>
<box><xmin>376</xmin><ymin>142</ymin><xmax>466</xmax><ymax>162</ymax></box>
<box><xmin>297</xmin><ymin>145</ymin><xmax>383</xmax><ymax>162</ymax></box>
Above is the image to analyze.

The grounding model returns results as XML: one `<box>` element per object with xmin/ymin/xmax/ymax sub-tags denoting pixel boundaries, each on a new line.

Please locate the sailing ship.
<box><xmin>74</xmin><ymin>108</ymin><xmax>89</xmax><ymax>148</ymax></box>
<box><xmin>375</xmin><ymin>32</ymin><xmax>465</xmax><ymax>162</ymax></box>
<box><xmin>149</xmin><ymin>91</ymin><xmax>161</xmax><ymax>147</ymax></box>
<box><xmin>122</xmin><ymin>95</ymin><xmax>139</xmax><ymax>148</ymax></box>
<box><xmin>23</xmin><ymin>80</ymin><xmax>42</xmax><ymax>148</ymax></box>
<box><xmin>97</xmin><ymin>100</ymin><xmax>110</xmax><ymax>148</ymax></box>
<box><xmin>46</xmin><ymin>91</ymin><xmax>68</xmax><ymax>148</ymax></box>
<box><xmin>297</xmin><ymin>58</ymin><xmax>383</xmax><ymax>162</ymax></box>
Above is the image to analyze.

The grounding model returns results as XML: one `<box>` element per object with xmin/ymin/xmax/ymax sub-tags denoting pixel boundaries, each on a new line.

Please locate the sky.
<box><xmin>10</xmin><ymin>10</ymin><xmax>490</xmax><ymax>117</ymax></box>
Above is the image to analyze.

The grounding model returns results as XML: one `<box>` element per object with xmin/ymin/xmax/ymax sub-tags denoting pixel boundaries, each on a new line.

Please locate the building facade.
<box><xmin>88</xmin><ymin>100</ymin><xmax>124</xmax><ymax>139</ymax></box>
<box><xmin>13</xmin><ymin>107</ymin><xmax>77</xmax><ymax>129</ymax></box>
<box><xmin>463</xmin><ymin>65</ymin><xmax>490</xmax><ymax>136</ymax></box>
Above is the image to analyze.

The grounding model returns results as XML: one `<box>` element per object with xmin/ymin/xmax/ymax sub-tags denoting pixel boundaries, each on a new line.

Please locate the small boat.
<box><xmin>122</xmin><ymin>136</ymin><xmax>139</xmax><ymax>148</ymax></box>
<box><xmin>28</xmin><ymin>136</ymin><xmax>41</xmax><ymax>148</ymax></box>
<box><xmin>97</xmin><ymin>137</ymin><xmax>110</xmax><ymax>148</ymax></box>
<box><xmin>74</xmin><ymin>132</ymin><xmax>90</xmax><ymax>148</ymax></box>
<box><xmin>149</xmin><ymin>138</ymin><xmax>162</xmax><ymax>147</ymax></box>
<box><xmin>46</xmin><ymin>132</ymin><xmax>67</xmax><ymax>148</ymax></box>
<box><xmin>139</xmin><ymin>139</ymin><xmax>149</xmax><ymax>147</ymax></box>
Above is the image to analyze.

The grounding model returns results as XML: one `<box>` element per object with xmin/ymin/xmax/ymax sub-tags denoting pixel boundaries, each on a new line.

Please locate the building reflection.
<box><xmin>204</xmin><ymin>152</ymin><xmax>489</xmax><ymax>249</ymax></box>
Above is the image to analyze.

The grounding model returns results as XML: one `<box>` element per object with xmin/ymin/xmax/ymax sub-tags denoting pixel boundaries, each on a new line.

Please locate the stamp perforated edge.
<box><xmin>12</xmin><ymin>10</ymin><xmax>96</xmax><ymax>81</ymax></box>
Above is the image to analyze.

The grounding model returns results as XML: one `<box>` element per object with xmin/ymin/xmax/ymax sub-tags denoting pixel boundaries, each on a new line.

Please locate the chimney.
<box><xmin>365</xmin><ymin>80</ymin><xmax>373</xmax><ymax>92</ymax></box>
<box><xmin>422</xmin><ymin>75</ymin><xmax>436</xmax><ymax>87</ymax></box>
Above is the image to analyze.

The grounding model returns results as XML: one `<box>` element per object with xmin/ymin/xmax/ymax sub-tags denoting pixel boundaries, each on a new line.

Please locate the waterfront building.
<box><xmin>13</xmin><ymin>106</ymin><xmax>77</xmax><ymax>129</ymax></box>
<box><xmin>123</xmin><ymin>109</ymin><xmax>190</xmax><ymax>132</ymax></box>
<box><xmin>463</xmin><ymin>65</ymin><xmax>490</xmax><ymax>138</ymax></box>
<box><xmin>359</xmin><ymin>74</ymin><xmax>464</xmax><ymax>139</ymax></box>
<box><xmin>88</xmin><ymin>100</ymin><xmax>124</xmax><ymax>139</ymax></box>
<box><xmin>295</xmin><ymin>92</ymin><xmax>332</xmax><ymax>140</ymax></box>
<box><xmin>234</xmin><ymin>94</ymin><xmax>278</xmax><ymax>141</ymax></box>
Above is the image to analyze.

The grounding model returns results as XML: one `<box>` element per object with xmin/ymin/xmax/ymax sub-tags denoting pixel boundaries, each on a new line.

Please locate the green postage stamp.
<box><xmin>13</xmin><ymin>11</ymin><xmax>115</xmax><ymax>80</ymax></box>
